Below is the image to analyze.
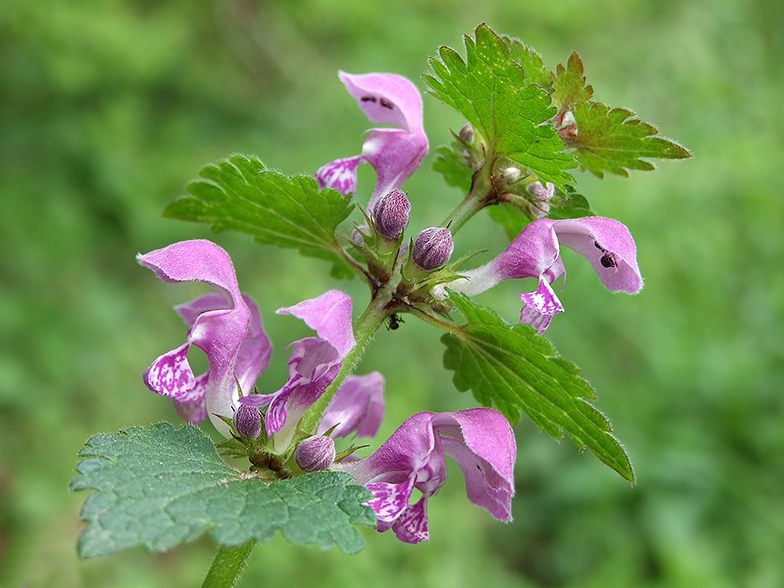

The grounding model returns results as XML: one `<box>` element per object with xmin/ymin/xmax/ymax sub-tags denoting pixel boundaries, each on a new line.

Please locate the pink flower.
<box><xmin>138</xmin><ymin>240</ymin><xmax>272</xmax><ymax>436</ymax></box>
<box><xmin>239</xmin><ymin>291</ymin><xmax>384</xmax><ymax>447</ymax></box>
<box><xmin>336</xmin><ymin>408</ymin><xmax>516</xmax><ymax>544</ymax></box>
<box><xmin>316</xmin><ymin>72</ymin><xmax>428</xmax><ymax>210</ymax></box>
<box><xmin>445</xmin><ymin>217</ymin><xmax>643</xmax><ymax>333</ymax></box>
<box><xmin>140</xmin><ymin>242</ymin><xmax>385</xmax><ymax>443</ymax></box>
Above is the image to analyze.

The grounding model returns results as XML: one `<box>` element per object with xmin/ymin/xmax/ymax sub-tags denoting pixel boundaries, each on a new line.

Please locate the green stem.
<box><xmin>299</xmin><ymin>288</ymin><xmax>392</xmax><ymax>435</ymax></box>
<box><xmin>440</xmin><ymin>158</ymin><xmax>495</xmax><ymax>235</ymax></box>
<box><xmin>202</xmin><ymin>541</ymin><xmax>255</xmax><ymax>588</ymax></box>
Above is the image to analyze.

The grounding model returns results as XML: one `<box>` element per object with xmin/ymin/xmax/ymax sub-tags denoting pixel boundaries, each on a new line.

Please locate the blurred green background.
<box><xmin>2</xmin><ymin>0</ymin><xmax>783</xmax><ymax>586</ymax></box>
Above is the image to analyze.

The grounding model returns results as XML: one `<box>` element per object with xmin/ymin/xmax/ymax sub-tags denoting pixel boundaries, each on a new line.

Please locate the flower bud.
<box><xmin>526</xmin><ymin>181</ymin><xmax>555</xmax><ymax>202</ymax></box>
<box><xmin>295</xmin><ymin>436</ymin><xmax>336</xmax><ymax>472</ymax></box>
<box><xmin>502</xmin><ymin>167</ymin><xmax>522</xmax><ymax>185</ymax></box>
<box><xmin>233</xmin><ymin>404</ymin><xmax>263</xmax><ymax>440</ymax></box>
<box><xmin>459</xmin><ymin>123</ymin><xmax>475</xmax><ymax>144</ymax></box>
<box><xmin>373</xmin><ymin>189</ymin><xmax>411</xmax><ymax>240</ymax></box>
<box><xmin>412</xmin><ymin>227</ymin><xmax>454</xmax><ymax>270</ymax></box>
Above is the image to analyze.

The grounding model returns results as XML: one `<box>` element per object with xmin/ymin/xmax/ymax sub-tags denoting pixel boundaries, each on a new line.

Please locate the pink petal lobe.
<box><xmin>391</xmin><ymin>497</ymin><xmax>430</xmax><ymax>544</ymax></box>
<box><xmin>143</xmin><ymin>343</ymin><xmax>198</xmax><ymax>401</ymax></box>
<box><xmin>519</xmin><ymin>277</ymin><xmax>565</xmax><ymax>334</ymax></box>
<box><xmin>553</xmin><ymin>217</ymin><xmax>643</xmax><ymax>293</ymax></box>
<box><xmin>316</xmin><ymin>155</ymin><xmax>362</xmax><ymax>196</ymax></box>
<box><xmin>277</xmin><ymin>290</ymin><xmax>355</xmax><ymax>356</ymax></box>
<box><xmin>338</xmin><ymin>71</ymin><xmax>424</xmax><ymax>133</ymax></box>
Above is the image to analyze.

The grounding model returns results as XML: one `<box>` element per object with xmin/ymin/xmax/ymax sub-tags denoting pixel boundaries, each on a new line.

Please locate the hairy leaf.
<box><xmin>552</xmin><ymin>52</ymin><xmax>593</xmax><ymax>110</ymax></box>
<box><xmin>570</xmin><ymin>102</ymin><xmax>692</xmax><ymax>178</ymax></box>
<box><xmin>442</xmin><ymin>293</ymin><xmax>634</xmax><ymax>482</ymax></box>
<box><xmin>164</xmin><ymin>154</ymin><xmax>355</xmax><ymax>277</ymax></box>
<box><xmin>432</xmin><ymin>145</ymin><xmax>473</xmax><ymax>193</ymax></box>
<box><xmin>71</xmin><ymin>423</ymin><xmax>376</xmax><ymax>558</ymax></box>
<box><xmin>548</xmin><ymin>190</ymin><xmax>595</xmax><ymax>220</ymax></box>
<box><xmin>502</xmin><ymin>36</ymin><xmax>553</xmax><ymax>92</ymax></box>
<box><xmin>424</xmin><ymin>24</ymin><xmax>577</xmax><ymax>190</ymax></box>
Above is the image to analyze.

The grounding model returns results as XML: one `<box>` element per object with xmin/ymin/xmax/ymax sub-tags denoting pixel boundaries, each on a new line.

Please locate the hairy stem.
<box><xmin>202</xmin><ymin>541</ymin><xmax>255</xmax><ymax>588</ymax></box>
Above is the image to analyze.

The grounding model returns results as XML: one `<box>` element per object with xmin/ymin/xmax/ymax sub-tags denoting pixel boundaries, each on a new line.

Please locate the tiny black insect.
<box><xmin>594</xmin><ymin>241</ymin><xmax>618</xmax><ymax>269</ymax></box>
<box><xmin>600</xmin><ymin>253</ymin><xmax>617</xmax><ymax>268</ymax></box>
<box><xmin>386</xmin><ymin>314</ymin><xmax>404</xmax><ymax>331</ymax></box>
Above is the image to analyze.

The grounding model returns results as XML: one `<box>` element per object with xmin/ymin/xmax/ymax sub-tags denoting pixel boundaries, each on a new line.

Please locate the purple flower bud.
<box><xmin>233</xmin><ymin>404</ymin><xmax>263</xmax><ymax>439</ymax></box>
<box><xmin>412</xmin><ymin>227</ymin><xmax>454</xmax><ymax>270</ymax></box>
<box><xmin>526</xmin><ymin>181</ymin><xmax>555</xmax><ymax>202</ymax></box>
<box><xmin>295</xmin><ymin>436</ymin><xmax>337</xmax><ymax>472</ymax></box>
<box><xmin>373</xmin><ymin>189</ymin><xmax>411</xmax><ymax>240</ymax></box>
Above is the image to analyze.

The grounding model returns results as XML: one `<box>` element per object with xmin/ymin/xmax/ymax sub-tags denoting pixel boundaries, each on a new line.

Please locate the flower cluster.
<box><xmin>139</xmin><ymin>70</ymin><xmax>645</xmax><ymax>545</ymax></box>
<box><xmin>140</xmin><ymin>240</ymin><xmax>383</xmax><ymax>447</ymax></box>
<box><xmin>140</xmin><ymin>238</ymin><xmax>516</xmax><ymax>542</ymax></box>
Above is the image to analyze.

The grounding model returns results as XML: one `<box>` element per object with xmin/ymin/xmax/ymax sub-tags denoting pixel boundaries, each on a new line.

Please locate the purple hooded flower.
<box><xmin>335</xmin><ymin>408</ymin><xmax>516</xmax><ymax>544</ymax></box>
<box><xmin>316</xmin><ymin>72</ymin><xmax>428</xmax><ymax>210</ymax></box>
<box><xmin>239</xmin><ymin>291</ymin><xmax>384</xmax><ymax>448</ymax></box>
<box><xmin>443</xmin><ymin>217</ymin><xmax>643</xmax><ymax>334</ymax></box>
<box><xmin>139</xmin><ymin>240</ymin><xmax>272</xmax><ymax>436</ymax></box>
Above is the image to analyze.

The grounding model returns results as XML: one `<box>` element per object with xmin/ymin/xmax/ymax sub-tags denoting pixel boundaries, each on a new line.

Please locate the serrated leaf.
<box><xmin>570</xmin><ymin>101</ymin><xmax>692</xmax><ymax>178</ymax></box>
<box><xmin>424</xmin><ymin>24</ymin><xmax>577</xmax><ymax>190</ymax></box>
<box><xmin>432</xmin><ymin>145</ymin><xmax>473</xmax><ymax>193</ymax></box>
<box><xmin>552</xmin><ymin>52</ymin><xmax>593</xmax><ymax>110</ymax></box>
<box><xmin>164</xmin><ymin>154</ymin><xmax>355</xmax><ymax>277</ymax></box>
<box><xmin>547</xmin><ymin>191</ymin><xmax>595</xmax><ymax>220</ymax></box>
<box><xmin>70</xmin><ymin>423</ymin><xmax>375</xmax><ymax>558</ymax></box>
<box><xmin>502</xmin><ymin>36</ymin><xmax>553</xmax><ymax>92</ymax></box>
<box><xmin>441</xmin><ymin>293</ymin><xmax>634</xmax><ymax>482</ymax></box>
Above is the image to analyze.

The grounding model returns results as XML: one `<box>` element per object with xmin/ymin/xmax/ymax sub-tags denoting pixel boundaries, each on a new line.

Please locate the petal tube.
<box><xmin>336</xmin><ymin>412</ymin><xmax>438</xmax><ymax>486</ymax></box>
<box><xmin>361</xmin><ymin>129</ymin><xmax>428</xmax><ymax>210</ymax></box>
<box><xmin>448</xmin><ymin>220</ymin><xmax>562</xmax><ymax>297</ymax></box>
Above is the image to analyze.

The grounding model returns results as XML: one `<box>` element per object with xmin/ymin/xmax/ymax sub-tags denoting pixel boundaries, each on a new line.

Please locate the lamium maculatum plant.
<box><xmin>70</xmin><ymin>24</ymin><xmax>690</xmax><ymax>588</ymax></box>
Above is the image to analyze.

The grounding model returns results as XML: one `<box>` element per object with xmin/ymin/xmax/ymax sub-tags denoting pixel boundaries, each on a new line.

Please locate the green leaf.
<box><xmin>570</xmin><ymin>101</ymin><xmax>692</xmax><ymax>178</ymax></box>
<box><xmin>552</xmin><ymin>52</ymin><xmax>593</xmax><ymax>110</ymax></box>
<box><xmin>441</xmin><ymin>293</ymin><xmax>634</xmax><ymax>482</ymax></box>
<box><xmin>432</xmin><ymin>144</ymin><xmax>473</xmax><ymax>193</ymax></box>
<box><xmin>70</xmin><ymin>423</ymin><xmax>376</xmax><ymax>558</ymax></box>
<box><xmin>424</xmin><ymin>24</ymin><xmax>577</xmax><ymax>190</ymax></box>
<box><xmin>502</xmin><ymin>36</ymin><xmax>553</xmax><ymax>92</ymax></box>
<box><xmin>164</xmin><ymin>154</ymin><xmax>355</xmax><ymax>277</ymax></box>
<box><xmin>547</xmin><ymin>190</ymin><xmax>595</xmax><ymax>220</ymax></box>
<box><xmin>487</xmin><ymin>203</ymin><xmax>530</xmax><ymax>241</ymax></box>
